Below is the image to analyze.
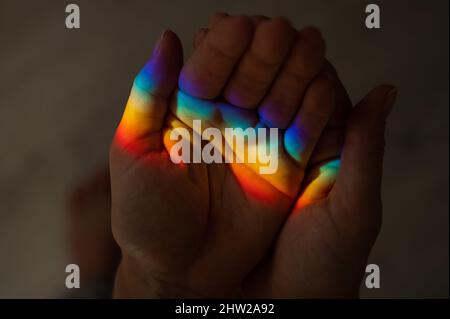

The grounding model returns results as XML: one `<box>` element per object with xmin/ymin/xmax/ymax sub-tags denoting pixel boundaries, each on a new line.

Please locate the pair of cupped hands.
<box><xmin>110</xmin><ymin>13</ymin><xmax>397</xmax><ymax>298</ymax></box>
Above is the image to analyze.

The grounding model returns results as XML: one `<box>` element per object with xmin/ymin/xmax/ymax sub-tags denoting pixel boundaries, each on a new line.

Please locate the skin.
<box><xmin>110</xmin><ymin>14</ymin><xmax>396</xmax><ymax>298</ymax></box>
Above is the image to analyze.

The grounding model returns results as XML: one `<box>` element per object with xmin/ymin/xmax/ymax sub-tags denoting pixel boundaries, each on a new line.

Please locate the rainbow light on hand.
<box><xmin>115</xmin><ymin>58</ymin><xmax>340</xmax><ymax>205</ymax></box>
<box><xmin>296</xmin><ymin>159</ymin><xmax>340</xmax><ymax>209</ymax></box>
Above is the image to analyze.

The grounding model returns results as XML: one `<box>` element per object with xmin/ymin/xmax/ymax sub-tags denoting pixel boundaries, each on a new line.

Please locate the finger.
<box><xmin>193</xmin><ymin>15</ymin><xmax>267</xmax><ymax>50</ymax></box>
<box><xmin>298</xmin><ymin>62</ymin><xmax>352</xmax><ymax>208</ymax></box>
<box><xmin>169</xmin><ymin>90</ymin><xmax>302</xmax><ymax>198</ymax></box>
<box><xmin>306</xmin><ymin>128</ymin><xmax>344</xmax><ymax>165</ymax></box>
<box><xmin>223</xmin><ymin>17</ymin><xmax>295</xmax><ymax>108</ymax></box>
<box><xmin>307</xmin><ymin>61</ymin><xmax>352</xmax><ymax>165</ymax></box>
<box><xmin>208</xmin><ymin>12</ymin><xmax>229</xmax><ymax>28</ymax></box>
<box><xmin>179</xmin><ymin>15</ymin><xmax>254</xmax><ymax>99</ymax></box>
<box><xmin>251</xmin><ymin>15</ymin><xmax>268</xmax><ymax>25</ymax></box>
<box><xmin>193</xmin><ymin>28</ymin><xmax>208</xmax><ymax>49</ymax></box>
<box><xmin>258</xmin><ymin>27</ymin><xmax>326</xmax><ymax>128</ymax></box>
<box><xmin>296</xmin><ymin>158</ymin><xmax>340</xmax><ymax>209</ymax></box>
<box><xmin>194</xmin><ymin>11</ymin><xmax>228</xmax><ymax>51</ymax></box>
<box><xmin>331</xmin><ymin>85</ymin><xmax>397</xmax><ymax>218</ymax></box>
<box><xmin>284</xmin><ymin>73</ymin><xmax>335</xmax><ymax>168</ymax></box>
<box><xmin>210</xmin><ymin>13</ymin><xmax>267</xmax><ymax>28</ymax></box>
<box><xmin>114</xmin><ymin>30</ymin><xmax>183</xmax><ymax>154</ymax></box>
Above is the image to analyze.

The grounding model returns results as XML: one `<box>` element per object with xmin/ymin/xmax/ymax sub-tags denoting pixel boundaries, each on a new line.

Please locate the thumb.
<box><xmin>114</xmin><ymin>30</ymin><xmax>183</xmax><ymax>154</ymax></box>
<box><xmin>331</xmin><ymin>85</ymin><xmax>397</xmax><ymax>228</ymax></box>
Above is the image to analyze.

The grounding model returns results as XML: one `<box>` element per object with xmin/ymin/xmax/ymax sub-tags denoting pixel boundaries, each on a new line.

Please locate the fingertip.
<box><xmin>345</xmin><ymin>85</ymin><xmax>396</xmax><ymax>150</ymax></box>
<box><xmin>298</xmin><ymin>26</ymin><xmax>326</xmax><ymax>54</ymax></box>
<box><xmin>368</xmin><ymin>84</ymin><xmax>396</xmax><ymax>98</ymax></box>
<box><xmin>209</xmin><ymin>12</ymin><xmax>229</xmax><ymax>27</ymax></box>
<box><xmin>359</xmin><ymin>85</ymin><xmax>397</xmax><ymax>118</ymax></box>
<box><xmin>251</xmin><ymin>17</ymin><xmax>295</xmax><ymax>63</ymax></box>
<box><xmin>251</xmin><ymin>15</ymin><xmax>269</xmax><ymax>25</ymax></box>
<box><xmin>299</xmin><ymin>26</ymin><xmax>324</xmax><ymax>41</ymax></box>
<box><xmin>270</xmin><ymin>16</ymin><xmax>294</xmax><ymax>29</ymax></box>
<box><xmin>382</xmin><ymin>86</ymin><xmax>397</xmax><ymax>117</ymax></box>
<box><xmin>157</xmin><ymin>29</ymin><xmax>183</xmax><ymax>58</ymax></box>
<box><xmin>179</xmin><ymin>15</ymin><xmax>254</xmax><ymax>99</ymax></box>
<box><xmin>211</xmin><ymin>15</ymin><xmax>254</xmax><ymax>58</ymax></box>
<box><xmin>258</xmin><ymin>16</ymin><xmax>294</xmax><ymax>39</ymax></box>
<box><xmin>228</xmin><ymin>14</ymin><xmax>254</xmax><ymax>38</ymax></box>
<box><xmin>135</xmin><ymin>29</ymin><xmax>183</xmax><ymax>96</ymax></box>
<box><xmin>193</xmin><ymin>28</ymin><xmax>208</xmax><ymax>48</ymax></box>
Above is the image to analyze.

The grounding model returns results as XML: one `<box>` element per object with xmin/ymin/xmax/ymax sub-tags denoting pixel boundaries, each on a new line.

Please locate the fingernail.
<box><xmin>383</xmin><ymin>87</ymin><xmax>397</xmax><ymax>117</ymax></box>
<box><xmin>160</xmin><ymin>29</ymin><xmax>171</xmax><ymax>40</ymax></box>
<box><xmin>153</xmin><ymin>29</ymin><xmax>170</xmax><ymax>56</ymax></box>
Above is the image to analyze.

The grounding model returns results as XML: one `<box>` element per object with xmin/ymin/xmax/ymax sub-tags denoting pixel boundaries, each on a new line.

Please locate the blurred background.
<box><xmin>0</xmin><ymin>0</ymin><xmax>448</xmax><ymax>298</ymax></box>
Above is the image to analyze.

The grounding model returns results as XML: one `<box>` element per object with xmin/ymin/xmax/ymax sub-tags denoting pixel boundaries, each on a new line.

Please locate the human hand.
<box><xmin>190</xmin><ymin>16</ymin><xmax>390</xmax><ymax>298</ymax></box>
<box><xmin>110</xmin><ymin>14</ymin><xmax>333</xmax><ymax>297</ymax></box>
<box><xmin>243</xmin><ymin>84</ymin><xmax>396</xmax><ymax>298</ymax></box>
<box><xmin>191</xmin><ymin>17</ymin><xmax>397</xmax><ymax>299</ymax></box>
